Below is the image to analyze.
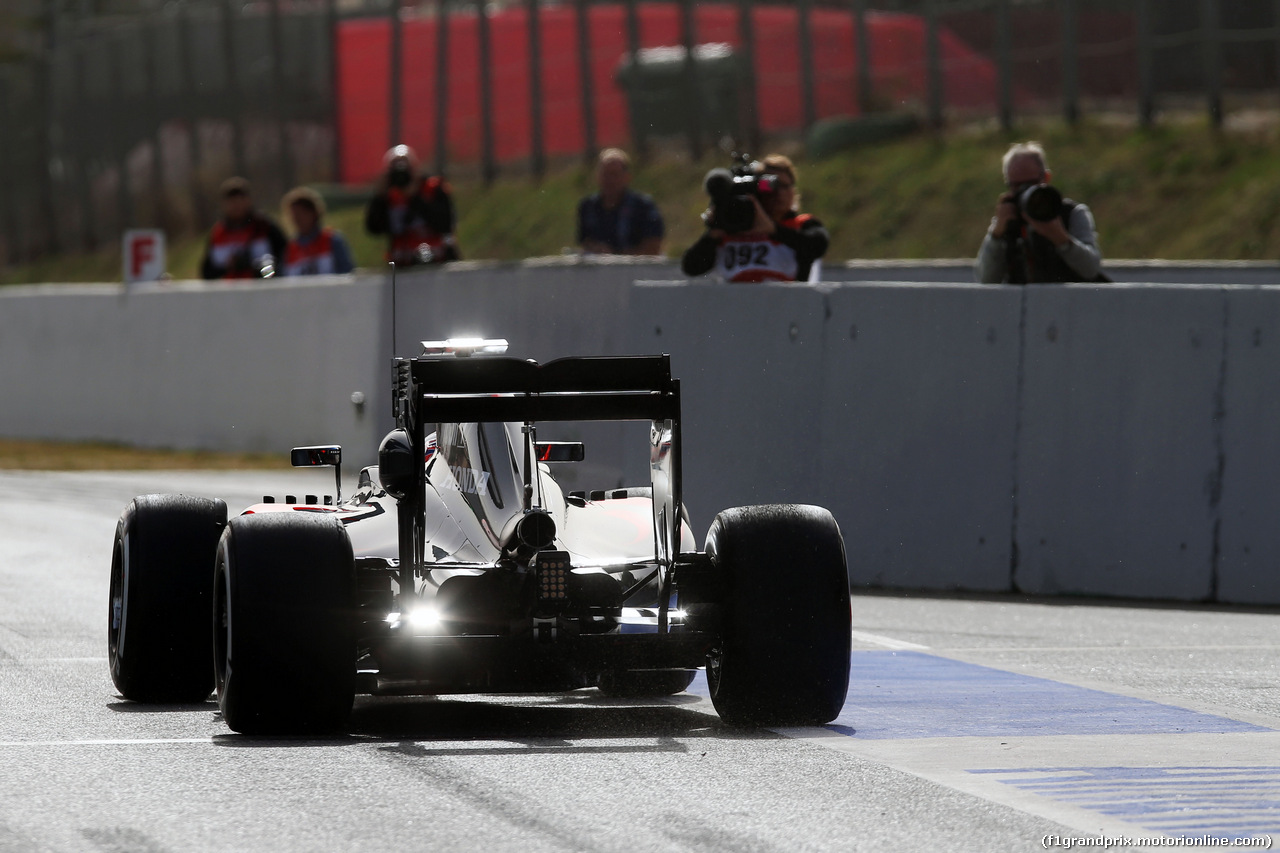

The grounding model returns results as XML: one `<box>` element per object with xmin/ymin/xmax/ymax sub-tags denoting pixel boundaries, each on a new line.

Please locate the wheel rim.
<box><xmin>108</xmin><ymin>532</ymin><xmax>128</xmax><ymax>669</ymax></box>
<box><xmin>213</xmin><ymin>547</ymin><xmax>230</xmax><ymax>699</ymax></box>
<box><xmin>706</xmin><ymin>646</ymin><xmax>724</xmax><ymax>699</ymax></box>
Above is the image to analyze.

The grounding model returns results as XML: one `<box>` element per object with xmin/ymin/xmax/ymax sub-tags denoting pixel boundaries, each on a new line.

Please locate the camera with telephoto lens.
<box><xmin>1014</xmin><ymin>183</ymin><xmax>1063</xmax><ymax>224</ymax></box>
<box><xmin>702</xmin><ymin>153</ymin><xmax>782</xmax><ymax>234</ymax></box>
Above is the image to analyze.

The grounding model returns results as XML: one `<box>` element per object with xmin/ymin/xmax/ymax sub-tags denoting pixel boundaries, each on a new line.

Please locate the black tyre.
<box><xmin>704</xmin><ymin>504</ymin><xmax>851</xmax><ymax>726</ymax></box>
<box><xmin>214</xmin><ymin>512</ymin><xmax>356</xmax><ymax>735</ymax></box>
<box><xmin>108</xmin><ymin>494</ymin><xmax>227</xmax><ymax>702</ymax></box>
<box><xmin>597</xmin><ymin>669</ymin><xmax>696</xmax><ymax>698</ymax></box>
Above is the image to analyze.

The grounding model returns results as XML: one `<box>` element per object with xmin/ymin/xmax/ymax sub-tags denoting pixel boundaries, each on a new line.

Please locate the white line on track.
<box><xmin>0</xmin><ymin>738</ymin><xmax>213</xmax><ymax>747</ymax></box>
<box><xmin>849</xmin><ymin>630</ymin><xmax>930</xmax><ymax>651</ymax></box>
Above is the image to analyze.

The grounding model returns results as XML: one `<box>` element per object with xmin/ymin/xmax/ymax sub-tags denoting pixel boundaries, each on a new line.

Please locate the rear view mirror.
<box><xmin>291</xmin><ymin>445</ymin><xmax>342</xmax><ymax>467</ymax></box>
<box><xmin>535</xmin><ymin>442</ymin><xmax>585</xmax><ymax>463</ymax></box>
<box><xmin>291</xmin><ymin>445</ymin><xmax>344</xmax><ymax>503</ymax></box>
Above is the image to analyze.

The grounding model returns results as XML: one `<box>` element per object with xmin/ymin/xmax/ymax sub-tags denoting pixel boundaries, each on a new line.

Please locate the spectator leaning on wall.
<box><xmin>200</xmin><ymin>178</ymin><xmax>288</xmax><ymax>280</ymax></box>
<box><xmin>576</xmin><ymin>148</ymin><xmax>665</xmax><ymax>255</ymax></box>
<box><xmin>281</xmin><ymin>187</ymin><xmax>355</xmax><ymax>276</ymax></box>
<box><xmin>975</xmin><ymin>141</ymin><xmax>1107</xmax><ymax>284</ymax></box>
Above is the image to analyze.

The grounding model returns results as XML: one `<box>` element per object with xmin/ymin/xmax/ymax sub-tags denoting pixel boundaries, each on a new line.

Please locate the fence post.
<box><xmin>1136</xmin><ymin>0</ymin><xmax>1154</xmax><ymax>127</ymax></box>
<box><xmin>0</xmin><ymin>76</ymin><xmax>18</xmax><ymax>264</ymax></box>
<box><xmin>109</xmin><ymin>33</ymin><xmax>134</xmax><ymax>236</ymax></box>
<box><xmin>269</xmin><ymin>0</ymin><xmax>294</xmax><ymax>193</ymax></box>
<box><xmin>1061</xmin><ymin>0</ymin><xmax>1079</xmax><ymax>124</ymax></box>
<box><xmin>575</xmin><ymin>0</ymin><xmax>597</xmax><ymax>162</ymax></box>
<box><xmin>527</xmin><ymin>0</ymin><xmax>545</xmax><ymax>178</ymax></box>
<box><xmin>679</xmin><ymin>0</ymin><xmax>702</xmax><ymax>160</ymax></box>
<box><xmin>797</xmin><ymin>0</ymin><xmax>816</xmax><ymax>130</ymax></box>
<box><xmin>478</xmin><ymin>0</ymin><xmax>496</xmax><ymax>184</ymax></box>
<box><xmin>69</xmin><ymin>39</ymin><xmax>96</xmax><ymax>251</ymax></box>
<box><xmin>179</xmin><ymin>4</ymin><xmax>209</xmax><ymax>224</ymax></box>
<box><xmin>327</xmin><ymin>0</ymin><xmax>341</xmax><ymax>183</ymax></box>
<box><xmin>40</xmin><ymin>0</ymin><xmax>59</xmax><ymax>255</ymax></box>
<box><xmin>737</xmin><ymin>0</ymin><xmax>760</xmax><ymax>152</ymax></box>
<box><xmin>388</xmin><ymin>0</ymin><xmax>403</xmax><ymax>149</ymax></box>
<box><xmin>996</xmin><ymin>0</ymin><xmax>1012</xmax><ymax>130</ymax></box>
<box><xmin>925</xmin><ymin>0</ymin><xmax>943</xmax><ymax>129</ymax></box>
<box><xmin>144</xmin><ymin>18</ymin><xmax>168</xmax><ymax>229</ymax></box>
<box><xmin>434</xmin><ymin>0</ymin><xmax>450</xmax><ymax>176</ymax></box>
<box><xmin>625</xmin><ymin>0</ymin><xmax>646</xmax><ymax>159</ymax></box>
<box><xmin>1276</xmin><ymin>0</ymin><xmax>1280</xmax><ymax>109</ymax></box>
<box><xmin>1202</xmin><ymin>0</ymin><xmax>1222</xmax><ymax>128</ymax></box>
<box><xmin>853</xmin><ymin>0</ymin><xmax>872</xmax><ymax>116</ymax></box>
<box><xmin>221</xmin><ymin>0</ymin><xmax>247</xmax><ymax>180</ymax></box>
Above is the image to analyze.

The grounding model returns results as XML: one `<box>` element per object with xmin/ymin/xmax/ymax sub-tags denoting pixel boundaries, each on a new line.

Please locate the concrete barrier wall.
<box><xmin>0</xmin><ymin>277</ymin><xmax>388</xmax><ymax>465</ymax></box>
<box><xmin>1014</xmin><ymin>285</ymin><xmax>1226</xmax><ymax>600</ymax></box>
<box><xmin>3</xmin><ymin>266</ymin><xmax>1280</xmax><ymax>604</ymax></box>
<box><xmin>818</xmin><ymin>284</ymin><xmax>1022</xmax><ymax>591</ymax></box>
<box><xmin>1217</xmin><ymin>289</ymin><xmax>1280</xmax><ymax>604</ymax></box>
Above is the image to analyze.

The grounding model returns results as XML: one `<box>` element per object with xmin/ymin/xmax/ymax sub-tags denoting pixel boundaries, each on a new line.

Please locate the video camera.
<box><xmin>702</xmin><ymin>153</ymin><xmax>782</xmax><ymax>234</ymax></box>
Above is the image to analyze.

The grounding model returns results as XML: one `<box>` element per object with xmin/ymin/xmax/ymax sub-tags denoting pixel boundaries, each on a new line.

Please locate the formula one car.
<box><xmin>108</xmin><ymin>341</ymin><xmax>851</xmax><ymax>734</ymax></box>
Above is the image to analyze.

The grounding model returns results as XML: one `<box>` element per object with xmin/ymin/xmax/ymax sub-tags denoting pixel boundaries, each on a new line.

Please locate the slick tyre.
<box><xmin>215</xmin><ymin>513</ymin><xmax>356</xmax><ymax>735</ymax></box>
<box><xmin>705</xmin><ymin>505</ymin><xmax>851</xmax><ymax>726</ymax></box>
<box><xmin>108</xmin><ymin>494</ymin><xmax>228</xmax><ymax>703</ymax></box>
<box><xmin>597</xmin><ymin>670</ymin><xmax>696</xmax><ymax>698</ymax></box>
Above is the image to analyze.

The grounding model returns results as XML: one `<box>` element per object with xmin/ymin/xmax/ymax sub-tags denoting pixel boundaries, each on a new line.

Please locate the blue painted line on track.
<box><xmin>689</xmin><ymin>651</ymin><xmax>1268</xmax><ymax>739</ymax></box>
<box><xmin>971</xmin><ymin>767</ymin><xmax>1280</xmax><ymax>840</ymax></box>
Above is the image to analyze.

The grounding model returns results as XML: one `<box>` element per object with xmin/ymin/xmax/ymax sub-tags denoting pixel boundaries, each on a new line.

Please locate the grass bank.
<box><xmin>3</xmin><ymin>117</ymin><xmax>1279</xmax><ymax>285</ymax></box>
<box><xmin>0</xmin><ymin>440</ymin><xmax>286</xmax><ymax>471</ymax></box>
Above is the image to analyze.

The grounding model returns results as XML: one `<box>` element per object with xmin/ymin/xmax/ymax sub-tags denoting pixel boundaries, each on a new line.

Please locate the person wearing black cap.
<box><xmin>200</xmin><ymin>177</ymin><xmax>288</xmax><ymax>280</ymax></box>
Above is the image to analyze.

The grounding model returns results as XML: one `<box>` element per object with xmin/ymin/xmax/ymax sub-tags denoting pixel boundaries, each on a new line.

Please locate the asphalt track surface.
<box><xmin>2</xmin><ymin>469</ymin><xmax>1278</xmax><ymax>852</ymax></box>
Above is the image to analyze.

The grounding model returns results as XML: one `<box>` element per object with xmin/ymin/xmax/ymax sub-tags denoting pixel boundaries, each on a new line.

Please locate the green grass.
<box><xmin>5</xmin><ymin>117</ymin><xmax>1280</xmax><ymax>285</ymax></box>
<box><xmin>0</xmin><ymin>439</ymin><xmax>286</xmax><ymax>471</ymax></box>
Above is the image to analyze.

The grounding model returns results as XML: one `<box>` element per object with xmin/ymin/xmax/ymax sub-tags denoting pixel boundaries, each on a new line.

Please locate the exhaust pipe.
<box><xmin>514</xmin><ymin>510</ymin><xmax>557</xmax><ymax>552</ymax></box>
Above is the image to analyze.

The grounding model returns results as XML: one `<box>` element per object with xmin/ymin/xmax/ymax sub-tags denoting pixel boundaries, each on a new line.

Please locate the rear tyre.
<box><xmin>597</xmin><ymin>669</ymin><xmax>696</xmax><ymax>698</ymax></box>
<box><xmin>705</xmin><ymin>504</ymin><xmax>851</xmax><ymax>726</ymax></box>
<box><xmin>215</xmin><ymin>513</ymin><xmax>356</xmax><ymax>735</ymax></box>
<box><xmin>108</xmin><ymin>494</ymin><xmax>227</xmax><ymax>702</ymax></box>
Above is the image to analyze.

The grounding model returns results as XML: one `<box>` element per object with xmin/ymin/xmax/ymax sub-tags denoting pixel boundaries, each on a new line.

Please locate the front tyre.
<box><xmin>705</xmin><ymin>505</ymin><xmax>851</xmax><ymax>726</ymax></box>
<box><xmin>215</xmin><ymin>513</ymin><xmax>356</xmax><ymax>735</ymax></box>
<box><xmin>109</xmin><ymin>494</ymin><xmax>227</xmax><ymax>702</ymax></box>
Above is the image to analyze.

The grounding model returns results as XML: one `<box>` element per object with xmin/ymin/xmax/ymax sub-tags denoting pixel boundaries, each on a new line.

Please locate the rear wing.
<box><xmin>392</xmin><ymin>354</ymin><xmax>679</xmax><ymax>424</ymax></box>
<box><xmin>390</xmin><ymin>353</ymin><xmax>684</xmax><ymax>578</ymax></box>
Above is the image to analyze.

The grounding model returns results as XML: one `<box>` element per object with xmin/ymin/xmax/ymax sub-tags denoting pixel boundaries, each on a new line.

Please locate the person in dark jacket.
<box><xmin>364</xmin><ymin>144</ymin><xmax>459</xmax><ymax>265</ymax></box>
<box><xmin>576</xmin><ymin>148</ymin><xmax>664</xmax><ymax>255</ymax></box>
<box><xmin>681</xmin><ymin>154</ymin><xmax>829</xmax><ymax>283</ymax></box>
<box><xmin>200</xmin><ymin>177</ymin><xmax>288</xmax><ymax>280</ymax></box>
<box><xmin>975</xmin><ymin>141</ymin><xmax>1104</xmax><ymax>284</ymax></box>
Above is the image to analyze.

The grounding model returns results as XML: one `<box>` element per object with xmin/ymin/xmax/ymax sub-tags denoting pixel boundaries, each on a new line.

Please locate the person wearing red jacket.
<box><xmin>364</xmin><ymin>145</ymin><xmax>459</xmax><ymax>266</ymax></box>
<box><xmin>681</xmin><ymin>154</ymin><xmax>829</xmax><ymax>283</ymax></box>
<box><xmin>282</xmin><ymin>187</ymin><xmax>354</xmax><ymax>276</ymax></box>
<box><xmin>200</xmin><ymin>177</ymin><xmax>288</xmax><ymax>280</ymax></box>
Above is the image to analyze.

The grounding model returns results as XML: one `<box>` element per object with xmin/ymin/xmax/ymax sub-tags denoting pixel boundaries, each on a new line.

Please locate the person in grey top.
<box><xmin>975</xmin><ymin>142</ymin><xmax>1105</xmax><ymax>284</ymax></box>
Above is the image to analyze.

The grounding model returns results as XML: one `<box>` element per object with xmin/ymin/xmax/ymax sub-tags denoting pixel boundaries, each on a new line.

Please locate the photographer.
<box><xmin>364</xmin><ymin>144</ymin><xmax>459</xmax><ymax>266</ymax></box>
<box><xmin>681</xmin><ymin>154</ymin><xmax>829</xmax><ymax>283</ymax></box>
<box><xmin>200</xmin><ymin>177</ymin><xmax>287</xmax><ymax>280</ymax></box>
<box><xmin>976</xmin><ymin>142</ymin><xmax>1104</xmax><ymax>284</ymax></box>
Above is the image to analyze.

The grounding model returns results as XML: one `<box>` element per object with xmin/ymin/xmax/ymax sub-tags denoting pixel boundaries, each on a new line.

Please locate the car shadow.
<box><xmin>208</xmin><ymin>691</ymin><xmax>784</xmax><ymax>750</ymax></box>
<box><xmin>107</xmin><ymin>697</ymin><xmax>216</xmax><ymax>713</ymax></box>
